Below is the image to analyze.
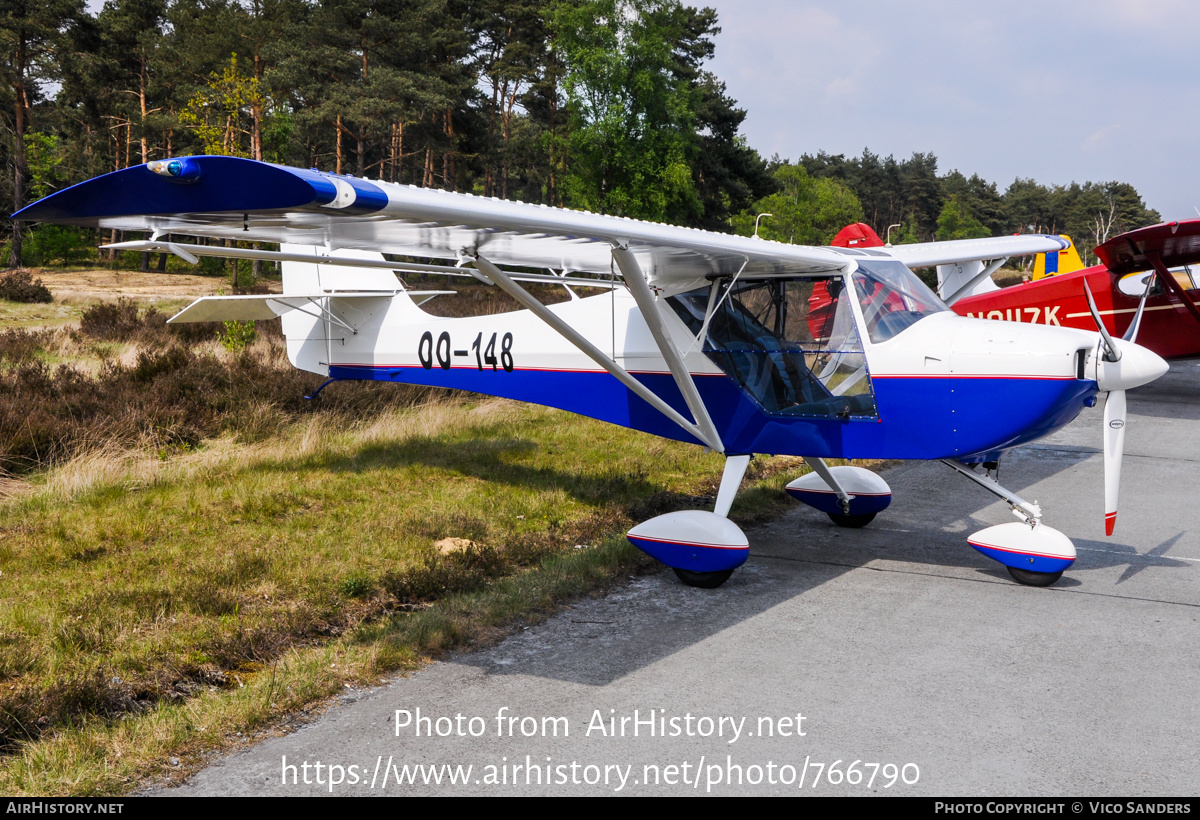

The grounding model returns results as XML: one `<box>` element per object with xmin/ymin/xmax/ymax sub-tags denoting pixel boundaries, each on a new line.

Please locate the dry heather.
<box><xmin>0</xmin><ymin>298</ymin><xmax>435</xmax><ymax>476</ymax></box>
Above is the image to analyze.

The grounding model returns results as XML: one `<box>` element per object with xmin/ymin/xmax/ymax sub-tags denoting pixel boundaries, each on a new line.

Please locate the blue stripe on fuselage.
<box><xmin>328</xmin><ymin>364</ymin><xmax>1097</xmax><ymax>460</ymax></box>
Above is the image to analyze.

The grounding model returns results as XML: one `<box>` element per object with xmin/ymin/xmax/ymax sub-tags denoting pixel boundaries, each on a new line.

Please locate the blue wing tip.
<box><xmin>14</xmin><ymin>156</ymin><xmax>388</xmax><ymax>223</ymax></box>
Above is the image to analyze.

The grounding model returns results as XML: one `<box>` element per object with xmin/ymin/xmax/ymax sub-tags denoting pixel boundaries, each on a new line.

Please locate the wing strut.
<box><xmin>806</xmin><ymin>457</ymin><xmax>852</xmax><ymax>514</ymax></box>
<box><xmin>611</xmin><ymin>245</ymin><xmax>724</xmax><ymax>453</ymax></box>
<box><xmin>470</xmin><ymin>254</ymin><xmax>723</xmax><ymax>452</ymax></box>
<box><xmin>942</xmin><ymin>258</ymin><xmax>1009</xmax><ymax>305</ymax></box>
<box><xmin>1145</xmin><ymin>250</ymin><xmax>1200</xmax><ymax>327</ymax></box>
<box><xmin>104</xmin><ymin>240</ymin><xmax>611</xmax><ymax>289</ymax></box>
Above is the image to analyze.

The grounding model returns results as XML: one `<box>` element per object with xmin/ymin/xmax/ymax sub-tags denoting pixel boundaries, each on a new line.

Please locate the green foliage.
<box><xmin>220</xmin><ymin>320</ymin><xmax>257</xmax><ymax>352</ymax></box>
<box><xmin>732</xmin><ymin>163</ymin><xmax>863</xmax><ymax>245</ymax></box>
<box><xmin>180</xmin><ymin>53</ymin><xmax>265</xmax><ymax>157</ymax></box>
<box><xmin>890</xmin><ymin>213</ymin><xmax>924</xmax><ymax>246</ymax></box>
<box><xmin>24</xmin><ymin>133</ymin><xmax>69</xmax><ymax>202</ymax></box>
<box><xmin>24</xmin><ymin>225</ymin><xmax>94</xmax><ymax>266</ymax></box>
<box><xmin>936</xmin><ymin>195</ymin><xmax>990</xmax><ymax>241</ymax></box>
<box><xmin>1002</xmin><ymin>178</ymin><xmax>1160</xmax><ymax>264</ymax></box>
<box><xmin>552</xmin><ymin>0</ymin><xmax>707</xmax><ymax>223</ymax></box>
<box><xmin>0</xmin><ymin>0</ymin><xmax>1166</xmax><ymax>254</ymax></box>
<box><xmin>262</xmin><ymin>108</ymin><xmax>294</xmax><ymax>164</ymax></box>
<box><xmin>339</xmin><ymin>573</ymin><xmax>374</xmax><ymax>598</ymax></box>
<box><xmin>199</xmin><ymin>256</ymin><xmax>226</xmax><ymax>277</ymax></box>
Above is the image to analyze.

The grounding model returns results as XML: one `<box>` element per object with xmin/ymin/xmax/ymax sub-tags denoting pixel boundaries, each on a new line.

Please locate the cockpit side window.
<box><xmin>669</xmin><ymin>276</ymin><xmax>877</xmax><ymax>419</ymax></box>
<box><xmin>851</xmin><ymin>259</ymin><xmax>948</xmax><ymax>343</ymax></box>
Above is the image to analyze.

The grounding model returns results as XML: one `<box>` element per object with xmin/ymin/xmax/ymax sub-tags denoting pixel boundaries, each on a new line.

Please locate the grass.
<box><xmin>0</xmin><ymin>530</ymin><xmax>657</xmax><ymax>795</ymax></box>
<box><xmin>0</xmin><ymin>298</ymin><xmax>88</xmax><ymax>332</ymax></box>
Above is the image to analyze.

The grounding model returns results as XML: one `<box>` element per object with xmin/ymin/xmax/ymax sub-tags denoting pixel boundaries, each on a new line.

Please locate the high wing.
<box><xmin>15</xmin><ymin>156</ymin><xmax>1066</xmax><ymax>290</ymax></box>
<box><xmin>15</xmin><ymin>155</ymin><xmax>847</xmax><ymax>289</ymax></box>
<box><xmin>1094</xmin><ymin>218</ymin><xmax>1200</xmax><ymax>273</ymax></box>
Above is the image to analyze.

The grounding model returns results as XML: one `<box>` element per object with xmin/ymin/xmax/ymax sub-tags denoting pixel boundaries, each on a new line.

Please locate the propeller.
<box><xmin>1121</xmin><ymin>272</ymin><xmax>1155</xmax><ymax>343</ymax></box>
<box><xmin>1082</xmin><ymin>277</ymin><xmax>1168</xmax><ymax>535</ymax></box>
<box><xmin>1101</xmin><ymin>389</ymin><xmax>1125</xmax><ymax>535</ymax></box>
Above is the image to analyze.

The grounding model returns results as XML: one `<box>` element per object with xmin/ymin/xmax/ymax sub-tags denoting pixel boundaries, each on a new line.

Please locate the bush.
<box><xmin>0</xmin><ymin>269</ymin><xmax>52</xmax><ymax>303</ymax></box>
<box><xmin>198</xmin><ymin>256</ymin><xmax>226</xmax><ymax>277</ymax></box>
<box><xmin>78</xmin><ymin>298</ymin><xmax>143</xmax><ymax>341</ymax></box>
<box><xmin>0</xmin><ymin>322</ymin><xmax>431</xmax><ymax>474</ymax></box>
<box><xmin>0</xmin><ymin>328</ymin><xmax>54</xmax><ymax>364</ymax></box>
<box><xmin>381</xmin><ymin>546</ymin><xmax>509</xmax><ymax>604</ymax></box>
<box><xmin>220</xmin><ymin>320</ymin><xmax>256</xmax><ymax>351</ymax></box>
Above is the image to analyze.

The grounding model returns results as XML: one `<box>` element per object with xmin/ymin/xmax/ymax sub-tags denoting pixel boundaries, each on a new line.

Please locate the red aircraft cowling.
<box><xmin>952</xmin><ymin>220</ymin><xmax>1200</xmax><ymax>360</ymax></box>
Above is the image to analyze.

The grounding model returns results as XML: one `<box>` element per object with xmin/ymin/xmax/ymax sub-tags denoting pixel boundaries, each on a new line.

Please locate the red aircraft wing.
<box><xmin>1095</xmin><ymin>219</ymin><xmax>1200</xmax><ymax>273</ymax></box>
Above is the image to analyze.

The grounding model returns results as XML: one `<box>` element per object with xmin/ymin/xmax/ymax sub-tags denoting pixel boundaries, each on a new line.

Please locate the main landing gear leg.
<box><xmin>627</xmin><ymin>455</ymin><xmax>752</xmax><ymax>590</ymax></box>
<box><xmin>784</xmin><ymin>458</ymin><xmax>893</xmax><ymax>526</ymax></box>
<box><xmin>941</xmin><ymin>460</ymin><xmax>1076</xmax><ymax>586</ymax></box>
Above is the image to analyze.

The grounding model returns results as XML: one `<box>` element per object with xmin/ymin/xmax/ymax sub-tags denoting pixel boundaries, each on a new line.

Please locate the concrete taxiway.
<box><xmin>154</xmin><ymin>361</ymin><xmax>1200</xmax><ymax>796</ymax></box>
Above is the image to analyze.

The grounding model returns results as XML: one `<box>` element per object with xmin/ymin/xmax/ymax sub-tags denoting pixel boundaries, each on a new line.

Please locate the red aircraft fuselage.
<box><xmin>953</xmin><ymin>265</ymin><xmax>1200</xmax><ymax>360</ymax></box>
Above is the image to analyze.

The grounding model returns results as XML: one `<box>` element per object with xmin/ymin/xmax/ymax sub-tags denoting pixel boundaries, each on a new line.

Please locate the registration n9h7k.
<box><xmin>15</xmin><ymin>156</ymin><xmax>1169</xmax><ymax>589</ymax></box>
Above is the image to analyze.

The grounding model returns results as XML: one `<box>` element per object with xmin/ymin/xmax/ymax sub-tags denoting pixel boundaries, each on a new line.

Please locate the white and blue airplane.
<box><xmin>15</xmin><ymin>156</ymin><xmax>1169</xmax><ymax>588</ymax></box>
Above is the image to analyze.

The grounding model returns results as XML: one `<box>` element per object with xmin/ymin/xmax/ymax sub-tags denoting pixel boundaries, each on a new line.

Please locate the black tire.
<box><xmin>673</xmin><ymin>568</ymin><xmax>735</xmax><ymax>589</ymax></box>
<box><xmin>827</xmin><ymin>512</ymin><xmax>876</xmax><ymax>528</ymax></box>
<box><xmin>1006</xmin><ymin>566</ymin><xmax>1064</xmax><ymax>587</ymax></box>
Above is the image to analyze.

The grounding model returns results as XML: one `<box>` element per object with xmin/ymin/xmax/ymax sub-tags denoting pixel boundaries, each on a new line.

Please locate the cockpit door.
<box><xmin>668</xmin><ymin>275</ymin><xmax>879</xmax><ymax>420</ymax></box>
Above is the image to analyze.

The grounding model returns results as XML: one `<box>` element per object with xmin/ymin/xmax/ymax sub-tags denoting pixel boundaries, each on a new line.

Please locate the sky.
<box><xmin>701</xmin><ymin>0</ymin><xmax>1200</xmax><ymax>221</ymax></box>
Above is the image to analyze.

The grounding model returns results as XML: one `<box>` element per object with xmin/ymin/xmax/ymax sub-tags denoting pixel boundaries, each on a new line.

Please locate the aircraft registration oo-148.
<box><xmin>15</xmin><ymin>156</ymin><xmax>1169</xmax><ymax>588</ymax></box>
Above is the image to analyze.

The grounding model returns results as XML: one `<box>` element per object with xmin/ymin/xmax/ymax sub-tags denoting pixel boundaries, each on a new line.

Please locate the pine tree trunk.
<box><xmin>252</xmin><ymin>53</ymin><xmax>263</xmax><ymax>161</ymax></box>
<box><xmin>9</xmin><ymin>41</ymin><xmax>29</xmax><ymax>269</ymax></box>
<box><xmin>336</xmin><ymin>114</ymin><xmax>343</xmax><ymax>175</ymax></box>
<box><xmin>389</xmin><ymin>122</ymin><xmax>400</xmax><ymax>182</ymax></box>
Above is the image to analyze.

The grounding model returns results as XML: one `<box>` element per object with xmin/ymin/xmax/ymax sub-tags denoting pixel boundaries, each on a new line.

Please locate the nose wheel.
<box><xmin>827</xmin><ymin>512</ymin><xmax>877</xmax><ymax>528</ymax></box>
<box><xmin>1006</xmin><ymin>567</ymin><xmax>1064</xmax><ymax>587</ymax></box>
<box><xmin>947</xmin><ymin>461</ymin><xmax>1077</xmax><ymax>587</ymax></box>
<box><xmin>673</xmin><ymin>568</ymin><xmax>735</xmax><ymax>589</ymax></box>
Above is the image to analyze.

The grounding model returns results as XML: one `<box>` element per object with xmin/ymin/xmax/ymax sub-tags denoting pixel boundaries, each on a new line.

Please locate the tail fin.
<box><xmin>1032</xmin><ymin>235</ymin><xmax>1083</xmax><ymax>279</ymax></box>
<box><xmin>280</xmin><ymin>243</ymin><xmax>402</xmax><ymax>294</ymax></box>
<box><xmin>831</xmin><ymin>223</ymin><xmax>885</xmax><ymax>248</ymax></box>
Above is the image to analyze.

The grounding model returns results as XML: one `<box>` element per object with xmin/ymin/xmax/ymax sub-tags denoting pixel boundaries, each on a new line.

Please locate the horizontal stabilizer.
<box><xmin>887</xmin><ymin>235</ymin><xmax>1069</xmax><ymax>268</ymax></box>
<box><xmin>167</xmin><ymin>291</ymin><xmax>451</xmax><ymax>323</ymax></box>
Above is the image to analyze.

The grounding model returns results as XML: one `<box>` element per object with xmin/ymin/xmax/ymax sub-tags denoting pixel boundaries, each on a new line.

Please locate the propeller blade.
<box><xmin>1083</xmin><ymin>277</ymin><xmax>1121</xmax><ymax>361</ymax></box>
<box><xmin>1122</xmin><ymin>272</ymin><xmax>1155</xmax><ymax>343</ymax></box>
<box><xmin>1103</xmin><ymin>389</ymin><xmax>1127</xmax><ymax>536</ymax></box>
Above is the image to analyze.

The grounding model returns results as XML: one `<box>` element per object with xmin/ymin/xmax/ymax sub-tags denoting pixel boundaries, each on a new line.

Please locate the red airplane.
<box><xmin>830</xmin><ymin>221</ymin><xmax>1200</xmax><ymax>360</ymax></box>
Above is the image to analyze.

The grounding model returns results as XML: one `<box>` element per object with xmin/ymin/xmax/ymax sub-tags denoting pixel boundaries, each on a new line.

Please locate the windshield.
<box><xmin>851</xmin><ymin>259</ymin><xmax>948</xmax><ymax>342</ymax></box>
<box><xmin>668</xmin><ymin>276</ymin><xmax>877</xmax><ymax>419</ymax></box>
